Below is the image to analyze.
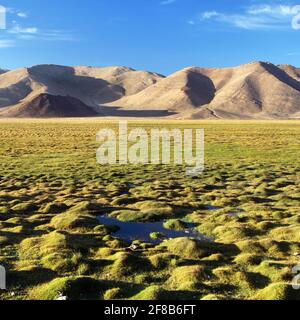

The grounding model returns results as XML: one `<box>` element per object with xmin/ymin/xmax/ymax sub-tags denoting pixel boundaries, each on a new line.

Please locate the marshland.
<box><xmin>0</xmin><ymin>119</ymin><xmax>299</xmax><ymax>300</ymax></box>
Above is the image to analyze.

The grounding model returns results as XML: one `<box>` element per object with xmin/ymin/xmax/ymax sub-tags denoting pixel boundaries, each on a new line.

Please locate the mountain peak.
<box><xmin>0</xmin><ymin>93</ymin><xmax>99</xmax><ymax>118</ymax></box>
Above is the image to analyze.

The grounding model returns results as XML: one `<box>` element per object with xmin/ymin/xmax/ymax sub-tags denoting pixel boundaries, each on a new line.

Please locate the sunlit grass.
<box><xmin>0</xmin><ymin>119</ymin><xmax>299</xmax><ymax>300</ymax></box>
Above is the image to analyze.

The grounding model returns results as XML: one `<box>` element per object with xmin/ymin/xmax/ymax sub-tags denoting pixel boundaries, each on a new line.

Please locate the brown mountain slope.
<box><xmin>0</xmin><ymin>68</ymin><xmax>34</xmax><ymax>108</ymax></box>
<box><xmin>0</xmin><ymin>66</ymin><xmax>122</xmax><ymax>109</ymax></box>
<box><xmin>278</xmin><ymin>64</ymin><xmax>300</xmax><ymax>82</ymax></box>
<box><xmin>107</xmin><ymin>67</ymin><xmax>216</xmax><ymax>111</ymax></box>
<box><xmin>0</xmin><ymin>93</ymin><xmax>99</xmax><ymax>118</ymax></box>
<box><xmin>110</xmin><ymin>62</ymin><xmax>300</xmax><ymax>119</ymax></box>
<box><xmin>203</xmin><ymin>62</ymin><xmax>300</xmax><ymax>118</ymax></box>
<box><xmin>0</xmin><ymin>64</ymin><xmax>163</xmax><ymax>112</ymax></box>
<box><xmin>74</xmin><ymin>66</ymin><xmax>164</xmax><ymax>96</ymax></box>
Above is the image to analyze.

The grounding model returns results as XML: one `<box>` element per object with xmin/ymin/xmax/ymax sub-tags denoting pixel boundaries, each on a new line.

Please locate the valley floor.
<box><xmin>0</xmin><ymin>119</ymin><xmax>299</xmax><ymax>300</ymax></box>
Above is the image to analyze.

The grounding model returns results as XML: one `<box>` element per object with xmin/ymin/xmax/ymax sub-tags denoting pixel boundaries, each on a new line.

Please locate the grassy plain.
<box><xmin>0</xmin><ymin>119</ymin><xmax>299</xmax><ymax>300</ymax></box>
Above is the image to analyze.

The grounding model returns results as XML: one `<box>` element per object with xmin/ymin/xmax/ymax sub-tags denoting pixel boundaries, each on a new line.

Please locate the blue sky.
<box><xmin>0</xmin><ymin>0</ymin><xmax>300</xmax><ymax>74</ymax></box>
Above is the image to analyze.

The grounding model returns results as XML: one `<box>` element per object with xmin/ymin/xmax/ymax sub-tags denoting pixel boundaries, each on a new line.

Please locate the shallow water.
<box><xmin>97</xmin><ymin>216</ymin><xmax>208</xmax><ymax>244</ymax></box>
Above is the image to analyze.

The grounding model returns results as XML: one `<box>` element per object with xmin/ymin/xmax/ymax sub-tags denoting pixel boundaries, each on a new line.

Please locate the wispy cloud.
<box><xmin>5</xmin><ymin>21</ymin><xmax>75</xmax><ymax>42</ymax></box>
<box><xmin>6</xmin><ymin>7</ymin><xmax>28</xmax><ymax>18</ymax></box>
<box><xmin>9</xmin><ymin>24</ymin><xmax>38</xmax><ymax>34</ymax></box>
<box><xmin>0</xmin><ymin>39</ymin><xmax>16</xmax><ymax>48</ymax></box>
<box><xmin>161</xmin><ymin>0</ymin><xmax>176</xmax><ymax>5</ymax></box>
<box><xmin>202</xmin><ymin>11</ymin><xmax>218</xmax><ymax>19</ymax></box>
<box><xmin>38</xmin><ymin>30</ymin><xmax>76</xmax><ymax>41</ymax></box>
<box><xmin>17</xmin><ymin>12</ymin><xmax>28</xmax><ymax>18</ymax></box>
<box><xmin>198</xmin><ymin>4</ymin><xmax>299</xmax><ymax>30</ymax></box>
<box><xmin>0</xmin><ymin>7</ymin><xmax>75</xmax><ymax>48</ymax></box>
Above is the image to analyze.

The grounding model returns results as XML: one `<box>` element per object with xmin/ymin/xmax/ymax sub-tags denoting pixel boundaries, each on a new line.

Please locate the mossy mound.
<box><xmin>0</xmin><ymin>206</ymin><xmax>10</xmax><ymax>214</ymax></box>
<box><xmin>213</xmin><ymin>223</ymin><xmax>261</xmax><ymax>242</ymax></box>
<box><xmin>93</xmin><ymin>224</ymin><xmax>118</xmax><ymax>236</ymax></box>
<box><xmin>253</xmin><ymin>283</ymin><xmax>300</xmax><ymax>300</ymax></box>
<box><xmin>254</xmin><ymin>260</ymin><xmax>292</xmax><ymax>282</ymax></box>
<box><xmin>212</xmin><ymin>267</ymin><xmax>266</xmax><ymax>294</ymax></box>
<box><xmin>50</xmin><ymin>211</ymin><xmax>99</xmax><ymax>231</ymax></box>
<box><xmin>28</xmin><ymin>276</ymin><xmax>105</xmax><ymax>300</ymax></box>
<box><xmin>132</xmin><ymin>285</ymin><xmax>169</xmax><ymax>300</ymax></box>
<box><xmin>11</xmin><ymin>202</ymin><xmax>37</xmax><ymax>214</ymax></box>
<box><xmin>41</xmin><ymin>202</ymin><xmax>68</xmax><ymax>214</ymax></box>
<box><xmin>106</xmin><ymin>238</ymin><xmax>127</xmax><ymax>249</ymax></box>
<box><xmin>269</xmin><ymin>226</ymin><xmax>300</xmax><ymax>242</ymax></box>
<box><xmin>163</xmin><ymin>219</ymin><xmax>187</xmax><ymax>231</ymax></box>
<box><xmin>149</xmin><ymin>253</ymin><xmax>177</xmax><ymax>269</ymax></box>
<box><xmin>109</xmin><ymin>210</ymin><xmax>142</xmax><ymax>222</ymax></box>
<box><xmin>19</xmin><ymin>231</ymin><xmax>68</xmax><ymax>260</ymax></box>
<box><xmin>167</xmin><ymin>265</ymin><xmax>209</xmax><ymax>290</ymax></box>
<box><xmin>19</xmin><ymin>231</ymin><xmax>85</xmax><ymax>272</ymax></box>
<box><xmin>234</xmin><ymin>253</ymin><xmax>263</xmax><ymax>266</ymax></box>
<box><xmin>104</xmin><ymin>288</ymin><xmax>122</xmax><ymax>300</ymax></box>
<box><xmin>118</xmin><ymin>201</ymin><xmax>176</xmax><ymax>221</ymax></box>
<box><xmin>150</xmin><ymin>232</ymin><xmax>165</xmax><ymax>240</ymax></box>
<box><xmin>236</xmin><ymin>240</ymin><xmax>266</xmax><ymax>255</ymax></box>
<box><xmin>95</xmin><ymin>247</ymin><xmax>116</xmax><ymax>258</ymax></box>
<box><xmin>133</xmin><ymin>201</ymin><xmax>172</xmax><ymax>211</ymax></box>
<box><xmin>197</xmin><ymin>222</ymin><xmax>220</xmax><ymax>237</ymax></box>
<box><xmin>162</xmin><ymin>238</ymin><xmax>215</xmax><ymax>259</ymax></box>
<box><xmin>110</xmin><ymin>206</ymin><xmax>174</xmax><ymax>222</ymax></box>
<box><xmin>110</xmin><ymin>252</ymin><xmax>151</xmax><ymax>277</ymax></box>
<box><xmin>69</xmin><ymin>201</ymin><xmax>103</xmax><ymax>213</ymax></box>
<box><xmin>258</xmin><ymin>239</ymin><xmax>298</xmax><ymax>259</ymax></box>
<box><xmin>5</xmin><ymin>217</ymin><xmax>24</xmax><ymax>224</ymax></box>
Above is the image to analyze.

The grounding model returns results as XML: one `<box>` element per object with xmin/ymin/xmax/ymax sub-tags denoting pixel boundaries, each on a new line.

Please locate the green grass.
<box><xmin>0</xmin><ymin>119</ymin><xmax>299</xmax><ymax>300</ymax></box>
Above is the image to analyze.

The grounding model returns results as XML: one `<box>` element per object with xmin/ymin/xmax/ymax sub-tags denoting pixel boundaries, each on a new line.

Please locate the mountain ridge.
<box><xmin>0</xmin><ymin>62</ymin><xmax>300</xmax><ymax>119</ymax></box>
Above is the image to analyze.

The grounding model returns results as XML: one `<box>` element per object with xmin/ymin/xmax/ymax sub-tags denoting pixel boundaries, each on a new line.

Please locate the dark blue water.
<box><xmin>97</xmin><ymin>216</ymin><xmax>207</xmax><ymax>244</ymax></box>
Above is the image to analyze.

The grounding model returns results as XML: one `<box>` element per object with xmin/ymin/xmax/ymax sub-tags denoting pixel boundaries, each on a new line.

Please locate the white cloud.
<box><xmin>6</xmin><ymin>22</ymin><xmax>75</xmax><ymax>41</ymax></box>
<box><xmin>9</xmin><ymin>24</ymin><xmax>38</xmax><ymax>34</ymax></box>
<box><xmin>202</xmin><ymin>11</ymin><xmax>219</xmax><ymax>19</ymax></box>
<box><xmin>247</xmin><ymin>5</ymin><xmax>295</xmax><ymax>16</ymax></box>
<box><xmin>6</xmin><ymin>7</ymin><xmax>28</xmax><ymax>18</ymax></box>
<box><xmin>161</xmin><ymin>0</ymin><xmax>176</xmax><ymax>5</ymax></box>
<box><xmin>39</xmin><ymin>30</ymin><xmax>76</xmax><ymax>41</ymax></box>
<box><xmin>2</xmin><ymin>11</ymin><xmax>75</xmax><ymax>44</ymax></box>
<box><xmin>0</xmin><ymin>40</ymin><xmax>16</xmax><ymax>48</ymax></box>
<box><xmin>17</xmin><ymin>12</ymin><xmax>28</xmax><ymax>18</ymax></box>
<box><xmin>199</xmin><ymin>4</ymin><xmax>298</xmax><ymax>30</ymax></box>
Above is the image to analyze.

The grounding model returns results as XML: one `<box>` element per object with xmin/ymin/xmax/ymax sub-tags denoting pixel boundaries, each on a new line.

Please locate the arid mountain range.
<box><xmin>0</xmin><ymin>62</ymin><xmax>300</xmax><ymax>119</ymax></box>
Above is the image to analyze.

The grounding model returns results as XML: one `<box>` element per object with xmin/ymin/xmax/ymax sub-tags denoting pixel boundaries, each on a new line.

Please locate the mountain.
<box><xmin>0</xmin><ymin>93</ymin><xmax>99</xmax><ymax>118</ymax></box>
<box><xmin>0</xmin><ymin>64</ymin><xmax>164</xmax><ymax>115</ymax></box>
<box><xmin>106</xmin><ymin>67</ymin><xmax>216</xmax><ymax>112</ymax></box>
<box><xmin>110</xmin><ymin>62</ymin><xmax>300</xmax><ymax>119</ymax></box>
<box><xmin>1</xmin><ymin>62</ymin><xmax>300</xmax><ymax>119</ymax></box>
<box><xmin>74</xmin><ymin>66</ymin><xmax>164</xmax><ymax>96</ymax></box>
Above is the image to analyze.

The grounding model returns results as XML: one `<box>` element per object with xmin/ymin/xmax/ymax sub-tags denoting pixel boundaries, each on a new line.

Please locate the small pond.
<box><xmin>97</xmin><ymin>216</ymin><xmax>208</xmax><ymax>244</ymax></box>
